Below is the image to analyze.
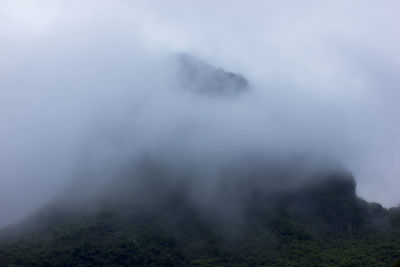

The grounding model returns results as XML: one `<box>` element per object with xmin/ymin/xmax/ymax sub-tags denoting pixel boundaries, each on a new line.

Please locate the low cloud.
<box><xmin>0</xmin><ymin>0</ymin><xmax>399</xmax><ymax>227</ymax></box>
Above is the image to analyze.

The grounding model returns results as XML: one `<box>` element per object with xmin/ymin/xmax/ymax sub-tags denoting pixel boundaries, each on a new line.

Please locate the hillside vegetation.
<box><xmin>1</xmin><ymin>164</ymin><xmax>400</xmax><ymax>266</ymax></box>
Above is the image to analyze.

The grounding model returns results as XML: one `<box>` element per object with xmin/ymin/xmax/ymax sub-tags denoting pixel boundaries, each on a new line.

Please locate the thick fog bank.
<box><xmin>1</xmin><ymin>0</ymin><xmax>400</xmax><ymax>227</ymax></box>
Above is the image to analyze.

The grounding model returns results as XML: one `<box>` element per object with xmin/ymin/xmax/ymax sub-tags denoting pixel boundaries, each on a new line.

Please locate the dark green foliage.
<box><xmin>1</xmin><ymin>171</ymin><xmax>400</xmax><ymax>266</ymax></box>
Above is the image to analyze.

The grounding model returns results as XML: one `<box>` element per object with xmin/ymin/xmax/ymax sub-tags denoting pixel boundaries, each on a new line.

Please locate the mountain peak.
<box><xmin>174</xmin><ymin>53</ymin><xmax>249</xmax><ymax>97</ymax></box>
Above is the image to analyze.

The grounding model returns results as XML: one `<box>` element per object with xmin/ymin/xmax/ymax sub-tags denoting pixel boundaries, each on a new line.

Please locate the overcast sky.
<box><xmin>1</xmin><ymin>0</ymin><xmax>400</xmax><ymax>227</ymax></box>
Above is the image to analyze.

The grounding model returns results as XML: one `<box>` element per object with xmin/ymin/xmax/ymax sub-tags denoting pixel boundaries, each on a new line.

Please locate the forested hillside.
<box><xmin>1</xmin><ymin>167</ymin><xmax>400</xmax><ymax>266</ymax></box>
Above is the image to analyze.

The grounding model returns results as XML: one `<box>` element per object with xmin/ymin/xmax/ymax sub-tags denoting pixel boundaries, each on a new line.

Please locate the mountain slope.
<box><xmin>1</xmin><ymin>165</ymin><xmax>400</xmax><ymax>266</ymax></box>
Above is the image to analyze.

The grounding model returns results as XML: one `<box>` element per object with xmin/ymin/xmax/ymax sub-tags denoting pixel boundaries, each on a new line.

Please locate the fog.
<box><xmin>1</xmin><ymin>0</ymin><xmax>400</xmax><ymax>228</ymax></box>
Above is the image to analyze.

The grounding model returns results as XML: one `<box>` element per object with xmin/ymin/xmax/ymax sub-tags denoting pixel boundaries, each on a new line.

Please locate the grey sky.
<box><xmin>1</xmin><ymin>0</ymin><xmax>400</xmax><ymax>227</ymax></box>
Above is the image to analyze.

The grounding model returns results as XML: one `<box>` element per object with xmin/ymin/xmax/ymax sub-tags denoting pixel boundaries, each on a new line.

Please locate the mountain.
<box><xmin>1</xmin><ymin>160</ymin><xmax>400</xmax><ymax>266</ymax></box>
<box><xmin>1</xmin><ymin>57</ymin><xmax>399</xmax><ymax>266</ymax></box>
